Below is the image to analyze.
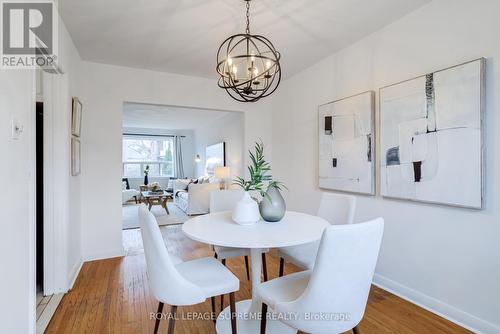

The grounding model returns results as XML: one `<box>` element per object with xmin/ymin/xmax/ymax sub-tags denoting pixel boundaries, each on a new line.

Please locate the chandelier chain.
<box><xmin>245</xmin><ymin>1</ymin><xmax>250</xmax><ymax>34</ymax></box>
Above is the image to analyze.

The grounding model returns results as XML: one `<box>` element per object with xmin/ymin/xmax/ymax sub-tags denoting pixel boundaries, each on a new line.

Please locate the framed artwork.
<box><xmin>318</xmin><ymin>91</ymin><xmax>375</xmax><ymax>195</ymax></box>
<box><xmin>71</xmin><ymin>137</ymin><xmax>81</xmax><ymax>176</ymax></box>
<box><xmin>71</xmin><ymin>97</ymin><xmax>82</xmax><ymax>137</ymax></box>
<box><xmin>205</xmin><ymin>142</ymin><xmax>226</xmax><ymax>177</ymax></box>
<box><xmin>379</xmin><ymin>58</ymin><xmax>484</xmax><ymax>208</ymax></box>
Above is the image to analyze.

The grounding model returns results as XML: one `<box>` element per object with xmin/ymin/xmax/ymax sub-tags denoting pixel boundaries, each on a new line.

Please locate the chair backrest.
<box><xmin>138</xmin><ymin>206</ymin><xmax>205</xmax><ymax>305</ymax></box>
<box><xmin>276</xmin><ymin>218</ymin><xmax>384</xmax><ymax>334</ymax></box>
<box><xmin>209</xmin><ymin>189</ymin><xmax>244</xmax><ymax>212</ymax></box>
<box><xmin>122</xmin><ymin>177</ymin><xmax>130</xmax><ymax>190</ymax></box>
<box><xmin>317</xmin><ymin>192</ymin><xmax>356</xmax><ymax>225</ymax></box>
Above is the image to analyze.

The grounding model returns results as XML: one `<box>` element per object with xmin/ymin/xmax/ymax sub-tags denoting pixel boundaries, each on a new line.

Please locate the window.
<box><xmin>122</xmin><ymin>136</ymin><xmax>175</xmax><ymax>178</ymax></box>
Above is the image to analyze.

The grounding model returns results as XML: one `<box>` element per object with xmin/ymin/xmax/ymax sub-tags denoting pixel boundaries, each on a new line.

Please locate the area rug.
<box><xmin>122</xmin><ymin>203</ymin><xmax>189</xmax><ymax>230</ymax></box>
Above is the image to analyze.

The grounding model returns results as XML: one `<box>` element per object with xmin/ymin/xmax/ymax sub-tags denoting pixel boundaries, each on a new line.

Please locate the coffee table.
<box><xmin>141</xmin><ymin>191</ymin><xmax>173</xmax><ymax>214</ymax></box>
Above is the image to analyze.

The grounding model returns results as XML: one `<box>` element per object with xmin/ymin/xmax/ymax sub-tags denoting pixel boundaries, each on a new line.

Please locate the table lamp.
<box><xmin>214</xmin><ymin>166</ymin><xmax>230</xmax><ymax>190</ymax></box>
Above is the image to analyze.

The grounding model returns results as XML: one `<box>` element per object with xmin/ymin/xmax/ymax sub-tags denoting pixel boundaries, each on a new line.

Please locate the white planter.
<box><xmin>232</xmin><ymin>191</ymin><xmax>261</xmax><ymax>225</ymax></box>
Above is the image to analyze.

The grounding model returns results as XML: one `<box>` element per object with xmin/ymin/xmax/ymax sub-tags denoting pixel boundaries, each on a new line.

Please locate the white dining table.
<box><xmin>182</xmin><ymin>210</ymin><xmax>329</xmax><ymax>334</ymax></box>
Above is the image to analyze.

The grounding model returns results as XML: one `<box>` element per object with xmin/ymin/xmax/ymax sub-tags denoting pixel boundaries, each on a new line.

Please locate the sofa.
<box><xmin>173</xmin><ymin>178</ymin><xmax>220</xmax><ymax>215</ymax></box>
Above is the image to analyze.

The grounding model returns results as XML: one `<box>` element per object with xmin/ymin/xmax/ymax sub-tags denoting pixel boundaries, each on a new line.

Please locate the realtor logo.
<box><xmin>1</xmin><ymin>1</ymin><xmax>58</xmax><ymax>69</ymax></box>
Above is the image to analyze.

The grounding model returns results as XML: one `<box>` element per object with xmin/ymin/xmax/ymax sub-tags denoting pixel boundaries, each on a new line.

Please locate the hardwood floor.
<box><xmin>46</xmin><ymin>226</ymin><xmax>471</xmax><ymax>334</ymax></box>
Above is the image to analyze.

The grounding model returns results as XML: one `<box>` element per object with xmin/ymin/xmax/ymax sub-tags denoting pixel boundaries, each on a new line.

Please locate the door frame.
<box><xmin>41</xmin><ymin>70</ymin><xmax>69</xmax><ymax>295</ymax></box>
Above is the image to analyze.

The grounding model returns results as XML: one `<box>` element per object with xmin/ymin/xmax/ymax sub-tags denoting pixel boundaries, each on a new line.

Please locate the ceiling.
<box><xmin>60</xmin><ymin>0</ymin><xmax>430</xmax><ymax>79</ymax></box>
<box><xmin>122</xmin><ymin>103</ymin><xmax>234</xmax><ymax>130</ymax></box>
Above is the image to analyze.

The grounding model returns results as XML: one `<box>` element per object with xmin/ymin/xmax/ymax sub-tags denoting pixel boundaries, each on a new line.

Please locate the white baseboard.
<box><xmin>373</xmin><ymin>273</ymin><xmax>500</xmax><ymax>334</ymax></box>
<box><xmin>67</xmin><ymin>258</ymin><xmax>83</xmax><ymax>291</ymax></box>
<box><xmin>83</xmin><ymin>247</ymin><xmax>125</xmax><ymax>262</ymax></box>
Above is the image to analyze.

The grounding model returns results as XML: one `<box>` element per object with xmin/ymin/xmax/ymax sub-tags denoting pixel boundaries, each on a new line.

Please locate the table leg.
<box><xmin>163</xmin><ymin>197</ymin><xmax>170</xmax><ymax>214</ymax></box>
<box><xmin>249</xmin><ymin>248</ymin><xmax>263</xmax><ymax>314</ymax></box>
<box><xmin>215</xmin><ymin>247</ymin><xmax>296</xmax><ymax>334</ymax></box>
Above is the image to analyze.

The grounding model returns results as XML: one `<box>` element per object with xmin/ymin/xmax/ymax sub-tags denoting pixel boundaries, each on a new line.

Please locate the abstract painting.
<box><xmin>379</xmin><ymin>59</ymin><xmax>484</xmax><ymax>208</ymax></box>
<box><xmin>205</xmin><ymin>142</ymin><xmax>226</xmax><ymax>177</ymax></box>
<box><xmin>318</xmin><ymin>91</ymin><xmax>375</xmax><ymax>195</ymax></box>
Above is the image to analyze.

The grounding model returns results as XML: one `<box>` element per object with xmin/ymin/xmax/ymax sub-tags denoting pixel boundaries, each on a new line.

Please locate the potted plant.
<box><xmin>233</xmin><ymin>141</ymin><xmax>287</xmax><ymax>224</ymax></box>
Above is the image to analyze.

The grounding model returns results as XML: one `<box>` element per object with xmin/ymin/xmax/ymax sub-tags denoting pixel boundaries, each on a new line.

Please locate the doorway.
<box><xmin>36</xmin><ymin>101</ymin><xmax>44</xmax><ymax>299</ymax></box>
<box><xmin>120</xmin><ymin>102</ymin><xmax>245</xmax><ymax>253</ymax></box>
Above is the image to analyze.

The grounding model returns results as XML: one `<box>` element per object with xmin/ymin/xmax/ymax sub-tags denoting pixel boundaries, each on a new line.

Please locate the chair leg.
<box><xmin>134</xmin><ymin>196</ymin><xmax>138</xmax><ymax>204</ymax></box>
<box><xmin>353</xmin><ymin>325</ymin><xmax>361</xmax><ymax>334</ymax></box>
<box><xmin>167</xmin><ymin>305</ymin><xmax>177</xmax><ymax>334</ymax></box>
<box><xmin>279</xmin><ymin>257</ymin><xmax>285</xmax><ymax>277</ymax></box>
<box><xmin>211</xmin><ymin>297</ymin><xmax>216</xmax><ymax>324</ymax></box>
<box><xmin>244</xmin><ymin>255</ymin><xmax>250</xmax><ymax>280</ymax></box>
<box><xmin>153</xmin><ymin>302</ymin><xmax>164</xmax><ymax>334</ymax></box>
<box><xmin>260</xmin><ymin>303</ymin><xmax>268</xmax><ymax>334</ymax></box>
<box><xmin>221</xmin><ymin>259</ymin><xmax>226</xmax><ymax>311</ymax></box>
<box><xmin>229</xmin><ymin>292</ymin><xmax>237</xmax><ymax>334</ymax></box>
<box><xmin>262</xmin><ymin>253</ymin><xmax>268</xmax><ymax>282</ymax></box>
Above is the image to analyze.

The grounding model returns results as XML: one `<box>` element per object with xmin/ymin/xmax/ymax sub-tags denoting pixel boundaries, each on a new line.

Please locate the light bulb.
<box><xmin>232</xmin><ymin>65</ymin><xmax>238</xmax><ymax>74</ymax></box>
<box><xmin>266</xmin><ymin>60</ymin><xmax>271</xmax><ymax>69</ymax></box>
<box><xmin>227</xmin><ymin>57</ymin><xmax>232</xmax><ymax>66</ymax></box>
<box><xmin>250</xmin><ymin>52</ymin><xmax>255</xmax><ymax>62</ymax></box>
<box><xmin>253</xmin><ymin>68</ymin><xmax>259</xmax><ymax>76</ymax></box>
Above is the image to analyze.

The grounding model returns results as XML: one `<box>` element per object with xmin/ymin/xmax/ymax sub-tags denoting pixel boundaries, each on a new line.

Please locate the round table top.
<box><xmin>182</xmin><ymin>211</ymin><xmax>330</xmax><ymax>249</ymax></box>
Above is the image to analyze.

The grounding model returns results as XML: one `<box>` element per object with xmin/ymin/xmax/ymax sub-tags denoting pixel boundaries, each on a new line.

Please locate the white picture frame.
<box><xmin>318</xmin><ymin>91</ymin><xmax>375</xmax><ymax>195</ymax></box>
<box><xmin>71</xmin><ymin>97</ymin><xmax>82</xmax><ymax>137</ymax></box>
<box><xmin>379</xmin><ymin>58</ymin><xmax>485</xmax><ymax>209</ymax></box>
<box><xmin>71</xmin><ymin>137</ymin><xmax>81</xmax><ymax>176</ymax></box>
<box><xmin>205</xmin><ymin>142</ymin><xmax>226</xmax><ymax>177</ymax></box>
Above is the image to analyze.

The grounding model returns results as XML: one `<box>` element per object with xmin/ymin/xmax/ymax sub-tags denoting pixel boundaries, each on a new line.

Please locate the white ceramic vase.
<box><xmin>232</xmin><ymin>191</ymin><xmax>261</xmax><ymax>225</ymax></box>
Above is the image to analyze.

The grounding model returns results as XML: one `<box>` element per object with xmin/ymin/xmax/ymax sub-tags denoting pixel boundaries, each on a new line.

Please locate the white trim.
<box><xmin>83</xmin><ymin>247</ymin><xmax>125</xmax><ymax>262</ymax></box>
<box><xmin>36</xmin><ymin>293</ymin><xmax>64</xmax><ymax>334</ymax></box>
<box><xmin>43</xmin><ymin>71</ymin><xmax>55</xmax><ymax>295</ymax></box>
<box><xmin>43</xmin><ymin>71</ymin><xmax>71</xmax><ymax>295</ymax></box>
<box><xmin>28</xmin><ymin>69</ymin><xmax>37</xmax><ymax>334</ymax></box>
<box><xmin>373</xmin><ymin>273</ymin><xmax>500</xmax><ymax>334</ymax></box>
<box><xmin>67</xmin><ymin>258</ymin><xmax>83</xmax><ymax>290</ymax></box>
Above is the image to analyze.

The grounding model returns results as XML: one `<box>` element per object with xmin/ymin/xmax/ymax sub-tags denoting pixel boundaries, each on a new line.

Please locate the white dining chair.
<box><xmin>138</xmin><ymin>206</ymin><xmax>239</xmax><ymax>334</ymax></box>
<box><xmin>260</xmin><ymin>218</ymin><xmax>384</xmax><ymax>334</ymax></box>
<box><xmin>277</xmin><ymin>192</ymin><xmax>356</xmax><ymax>275</ymax></box>
<box><xmin>209</xmin><ymin>189</ymin><xmax>269</xmax><ymax>309</ymax></box>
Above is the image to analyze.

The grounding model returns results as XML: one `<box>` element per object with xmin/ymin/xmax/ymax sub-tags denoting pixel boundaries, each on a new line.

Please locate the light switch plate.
<box><xmin>11</xmin><ymin>117</ymin><xmax>23</xmax><ymax>140</ymax></box>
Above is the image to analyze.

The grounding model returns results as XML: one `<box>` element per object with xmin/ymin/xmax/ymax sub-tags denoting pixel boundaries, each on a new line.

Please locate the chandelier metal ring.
<box><xmin>216</xmin><ymin>0</ymin><xmax>282</xmax><ymax>102</ymax></box>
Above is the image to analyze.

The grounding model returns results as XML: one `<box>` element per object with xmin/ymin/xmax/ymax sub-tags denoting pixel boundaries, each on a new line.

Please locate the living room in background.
<box><xmin>120</xmin><ymin>102</ymin><xmax>244</xmax><ymax>230</ymax></box>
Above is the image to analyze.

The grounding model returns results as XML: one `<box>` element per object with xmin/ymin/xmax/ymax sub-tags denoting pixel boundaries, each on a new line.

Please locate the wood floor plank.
<box><xmin>46</xmin><ymin>226</ymin><xmax>471</xmax><ymax>334</ymax></box>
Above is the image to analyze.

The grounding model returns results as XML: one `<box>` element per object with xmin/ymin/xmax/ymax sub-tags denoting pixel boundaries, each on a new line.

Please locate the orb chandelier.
<box><xmin>216</xmin><ymin>0</ymin><xmax>282</xmax><ymax>102</ymax></box>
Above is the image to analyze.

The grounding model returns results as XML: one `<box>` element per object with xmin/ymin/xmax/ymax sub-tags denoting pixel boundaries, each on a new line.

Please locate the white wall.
<box><xmin>0</xmin><ymin>7</ymin><xmax>83</xmax><ymax>332</ymax></box>
<box><xmin>57</xmin><ymin>14</ymin><xmax>84</xmax><ymax>292</ymax></box>
<box><xmin>79</xmin><ymin>61</ymin><xmax>271</xmax><ymax>261</ymax></box>
<box><xmin>270</xmin><ymin>0</ymin><xmax>500</xmax><ymax>332</ymax></box>
<box><xmin>0</xmin><ymin>70</ymin><xmax>36</xmax><ymax>334</ymax></box>
<box><xmin>194</xmin><ymin>112</ymin><xmax>244</xmax><ymax>179</ymax></box>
